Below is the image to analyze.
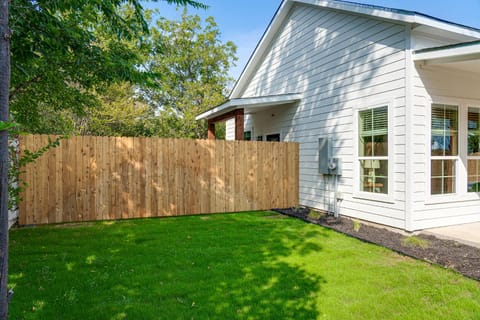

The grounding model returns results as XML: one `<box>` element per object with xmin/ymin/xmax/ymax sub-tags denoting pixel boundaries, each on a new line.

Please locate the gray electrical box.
<box><xmin>319</xmin><ymin>137</ymin><xmax>330</xmax><ymax>174</ymax></box>
<box><xmin>318</xmin><ymin>137</ymin><xmax>342</xmax><ymax>175</ymax></box>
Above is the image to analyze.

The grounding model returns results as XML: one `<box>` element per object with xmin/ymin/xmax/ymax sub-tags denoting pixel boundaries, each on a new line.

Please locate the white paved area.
<box><xmin>422</xmin><ymin>222</ymin><xmax>480</xmax><ymax>248</ymax></box>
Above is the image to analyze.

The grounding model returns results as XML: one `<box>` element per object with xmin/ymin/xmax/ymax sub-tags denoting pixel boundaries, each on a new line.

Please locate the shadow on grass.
<box><xmin>199</xmin><ymin>213</ymin><xmax>327</xmax><ymax>319</ymax></box>
<box><xmin>8</xmin><ymin>212</ymin><xmax>328</xmax><ymax>319</ymax></box>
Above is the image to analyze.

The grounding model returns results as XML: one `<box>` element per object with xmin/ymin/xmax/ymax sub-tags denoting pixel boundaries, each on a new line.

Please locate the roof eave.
<box><xmin>305</xmin><ymin>0</ymin><xmax>480</xmax><ymax>37</ymax></box>
<box><xmin>229</xmin><ymin>0</ymin><xmax>293</xmax><ymax>98</ymax></box>
<box><xmin>413</xmin><ymin>42</ymin><xmax>480</xmax><ymax>63</ymax></box>
<box><xmin>229</xmin><ymin>0</ymin><xmax>480</xmax><ymax>99</ymax></box>
<box><xmin>196</xmin><ymin>93</ymin><xmax>302</xmax><ymax>121</ymax></box>
<box><xmin>196</xmin><ymin>100</ymin><xmax>235</xmax><ymax>121</ymax></box>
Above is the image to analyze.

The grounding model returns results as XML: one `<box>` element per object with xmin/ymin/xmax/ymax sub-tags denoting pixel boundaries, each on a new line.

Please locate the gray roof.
<box><xmin>335</xmin><ymin>0</ymin><xmax>480</xmax><ymax>34</ymax></box>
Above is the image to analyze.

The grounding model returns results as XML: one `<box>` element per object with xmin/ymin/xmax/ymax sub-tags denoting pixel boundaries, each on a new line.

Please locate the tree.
<box><xmin>9</xmin><ymin>0</ymin><xmax>205</xmax><ymax>133</ymax></box>
<box><xmin>76</xmin><ymin>83</ymin><xmax>157</xmax><ymax>137</ymax></box>
<box><xmin>0</xmin><ymin>0</ymin><xmax>10</xmax><ymax>317</ymax></box>
<box><xmin>0</xmin><ymin>1</ymin><xmax>206</xmax><ymax>318</ymax></box>
<box><xmin>68</xmin><ymin>11</ymin><xmax>237</xmax><ymax>140</ymax></box>
<box><xmin>143</xmin><ymin>11</ymin><xmax>237</xmax><ymax>139</ymax></box>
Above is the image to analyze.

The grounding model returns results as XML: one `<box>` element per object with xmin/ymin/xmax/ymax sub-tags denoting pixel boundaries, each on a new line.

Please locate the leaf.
<box><xmin>9</xmin><ymin>0</ymin><xmax>207</xmax><ymax>134</ymax></box>
<box><xmin>0</xmin><ymin>120</ymin><xmax>18</xmax><ymax>131</ymax></box>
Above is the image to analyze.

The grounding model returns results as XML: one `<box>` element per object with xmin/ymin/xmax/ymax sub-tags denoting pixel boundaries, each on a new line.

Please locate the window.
<box><xmin>468</xmin><ymin>107</ymin><xmax>480</xmax><ymax>192</ymax></box>
<box><xmin>266</xmin><ymin>133</ymin><xmax>280</xmax><ymax>142</ymax></box>
<box><xmin>431</xmin><ymin>104</ymin><xmax>458</xmax><ymax>195</ymax></box>
<box><xmin>244</xmin><ymin>131</ymin><xmax>252</xmax><ymax>141</ymax></box>
<box><xmin>358</xmin><ymin>106</ymin><xmax>388</xmax><ymax>194</ymax></box>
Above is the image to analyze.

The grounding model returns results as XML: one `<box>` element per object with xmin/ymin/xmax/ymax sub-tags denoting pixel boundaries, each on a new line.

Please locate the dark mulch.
<box><xmin>274</xmin><ymin>207</ymin><xmax>480</xmax><ymax>281</ymax></box>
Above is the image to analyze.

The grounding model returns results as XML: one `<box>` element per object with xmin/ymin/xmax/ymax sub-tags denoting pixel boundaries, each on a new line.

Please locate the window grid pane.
<box><xmin>431</xmin><ymin>104</ymin><xmax>458</xmax><ymax>157</ymax></box>
<box><xmin>468</xmin><ymin>108</ymin><xmax>480</xmax><ymax>156</ymax></box>
<box><xmin>358</xmin><ymin>106</ymin><xmax>388</xmax><ymax>195</ymax></box>
<box><xmin>468</xmin><ymin>159</ymin><xmax>480</xmax><ymax>192</ymax></box>
<box><xmin>359</xmin><ymin>106</ymin><xmax>388</xmax><ymax>157</ymax></box>
<box><xmin>431</xmin><ymin>104</ymin><xmax>457</xmax><ymax>195</ymax></box>
<box><xmin>431</xmin><ymin>160</ymin><xmax>456</xmax><ymax>195</ymax></box>
<box><xmin>467</xmin><ymin>107</ymin><xmax>480</xmax><ymax>192</ymax></box>
<box><xmin>360</xmin><ymin>160</ymin><xmax>388</xmax><ymax>194</ymax></box>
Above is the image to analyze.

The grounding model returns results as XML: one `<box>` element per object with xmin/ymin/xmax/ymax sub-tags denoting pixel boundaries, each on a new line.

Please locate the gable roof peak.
<box><xmin>230</xmin><ymin>0</ymin><xmax>480</xmax><ymax>98</ymax></box>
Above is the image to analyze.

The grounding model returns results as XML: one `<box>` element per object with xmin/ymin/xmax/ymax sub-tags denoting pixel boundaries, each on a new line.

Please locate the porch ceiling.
<box><xmin>413</xmin><ymin>40</ymin><xmax>480</xmax><ymax>73</ymax></box>
<box><xmin>195</xmin><ymin>93</ymin><xmax>301</xmax><ymax>121</ymax></box>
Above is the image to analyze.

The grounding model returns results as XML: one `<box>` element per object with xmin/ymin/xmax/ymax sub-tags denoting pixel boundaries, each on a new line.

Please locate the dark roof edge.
<box><xmin>334</xmin><ymin>0</ymin><xmax>480</xmax><ymax>33</ymax></box>
<box><xmin>414</xmin><ymin>40</ymin><xmax>480</xmax><ymax>54</ymax></box>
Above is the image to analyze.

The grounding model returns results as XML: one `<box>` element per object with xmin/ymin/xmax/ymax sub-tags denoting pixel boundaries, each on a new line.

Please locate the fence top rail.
<box><xmin>20</xmin><ymin>134</ymin><xmax>299</xmax><ymax>145</ymax></box>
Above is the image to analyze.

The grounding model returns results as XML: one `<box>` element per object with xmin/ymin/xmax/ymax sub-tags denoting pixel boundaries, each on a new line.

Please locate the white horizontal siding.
<box><xmin>242</xmin><ymin>4</ymin><xmax>407</xmax><ymax>228</ymax></box>
<box><xmin>411</xmin><ymin>63</ymin><xmax>480</xmax><ymax>229</ymax></box>
<box><xmin>225</xmin><ymin>119</ymin><xmax>235</xmax><ymax>141</ymax></box>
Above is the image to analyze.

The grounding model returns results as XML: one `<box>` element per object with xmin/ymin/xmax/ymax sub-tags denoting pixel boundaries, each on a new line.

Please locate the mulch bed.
<box><xmin>274</xmin><ymin>207</ymin><xmax>480</xmax><ymax>281</ymax></box>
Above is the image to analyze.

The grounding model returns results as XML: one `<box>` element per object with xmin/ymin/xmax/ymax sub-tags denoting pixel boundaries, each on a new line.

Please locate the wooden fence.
<box><xmin>18</xmin><ymin>135</ymin><xmax>299</xmax><ymax>225</ymax></box>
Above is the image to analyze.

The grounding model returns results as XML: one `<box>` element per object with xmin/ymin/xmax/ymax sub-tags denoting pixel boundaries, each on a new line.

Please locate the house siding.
<box><xmin>412</xmin><ymin>64</ymin><xmax>480</xmax><ymax>229</ymax></box>
<box><xmin>240</xmin><ymin>4</ymin><xmax>408</xmax><ymax>228</ymax></box>
<box><xmin>225</xmin><ymin>118</ymin><xmax>235</xmax><ymax>141</ymax></box>
<box><xmin>411</xmin><ymin>29</ymin><xmax>478</xmax><ymax>51</ymax></box>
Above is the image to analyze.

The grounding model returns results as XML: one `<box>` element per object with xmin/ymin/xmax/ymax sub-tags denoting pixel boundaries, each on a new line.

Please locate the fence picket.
<box><xmin>18</xmin><ymin>135</ymin><xmax>299</xmax><ymax>225</ymax></box>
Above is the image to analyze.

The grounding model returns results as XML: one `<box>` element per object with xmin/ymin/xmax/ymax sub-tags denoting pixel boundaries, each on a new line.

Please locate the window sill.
<box><xmin>353</xmin><ymin>192</ymin><xmax>395</xmax><ymax>204</ymax></box>
<box><xmin>425</xmin><ymin>193</ymin><xmax>480</xmax><ymax>205</ymax></box>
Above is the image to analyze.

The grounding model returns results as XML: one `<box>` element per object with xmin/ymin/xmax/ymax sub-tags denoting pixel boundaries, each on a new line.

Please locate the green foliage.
<box><xmin>307</xmin><ymin>209</ymin><xmax>323</xmax><ymax>220</ymax></box>
<box><xmin>11</xmin><ymin>4</ymin><xmax>236</xmax><ymax>139</ymax></box>
<box><xmin>8</xmin><ymin>0</ymin><xmax>206</xmax><ymax>134</ymax></box>
<box><xmin>8</xmin><ymin>212</ymin><xmax>480</xmax><ymax>319</ymax></box>
<box><xmin>143</xmin><ymin>10</ymin><xmax>237</xmax><ymax>138</ymax></box>
<box><xmin>74</xmin><ymin>83</ymin><xmax>157</xmax><ymax>137</ymax></box>
<box><xmin>402</xmin><ymin>235</ymin><xmax>430</xmax><ymax>249</ymax></box>
<box><xmin>353</xmin><ymin>219</ymin><xmax>361</xmax><ymax>232</ymax></box>
<box><xmin>0</xmin><ymin>120</ymin><xmax>17</xmax><ymax>132</ymax></box>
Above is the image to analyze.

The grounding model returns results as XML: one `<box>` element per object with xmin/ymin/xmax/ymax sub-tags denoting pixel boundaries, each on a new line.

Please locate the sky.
<box><xmin>150</xmin><ymin>0</ymin><xmax>480</xmax><ymax>79</ymax></box>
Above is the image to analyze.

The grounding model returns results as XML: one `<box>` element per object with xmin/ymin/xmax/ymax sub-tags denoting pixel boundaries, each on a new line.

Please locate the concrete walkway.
<box><xmin>422</xmin><ymin>222</ymin><xmax>480</xmax><ymax>249</ymax></box>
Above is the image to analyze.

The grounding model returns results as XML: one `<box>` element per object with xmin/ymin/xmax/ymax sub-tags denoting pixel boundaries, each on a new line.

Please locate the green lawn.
<box><xmin>8</xmin><ymin>211</ymin><xmax>480</xmax><ymax>319</ymax></box>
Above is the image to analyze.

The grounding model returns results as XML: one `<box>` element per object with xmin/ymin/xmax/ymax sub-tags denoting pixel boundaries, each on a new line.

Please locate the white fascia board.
<box><xmin>196</xmin><ymin>94</ymin><xmax>302</xmax><ymax>120</ymax></box>
<box><xmin>299</xmin><ymin>0</ymin><xmax>415</xmax><ymax>23</ymax></box>
<box><xmin>413</xmin><ymin>44</ymin><xmax>480</xmax><ymax>62</ymax></box>
<box><xmin>195</xmin><ymin>100</ymin><xmax>235</xmax><ymax>120</ymax></box>
<box><xmin>230</xmin><ymin>0</ymin><xmax>480</xmax><ymax>99</ymax></box>
<box><xmin>300</xmin><ymin>0</ymin><xmax>480</xmax><ymax>38</ymax></box>
<box><xmin>230</xmin><ymin>0</ymin><xmax>293</xmax><ymax>98</ymax></box>
<box><xmin>413</xmin><ymin>16</ymin><xmax>480</xmax><ymax>39</ymax></box>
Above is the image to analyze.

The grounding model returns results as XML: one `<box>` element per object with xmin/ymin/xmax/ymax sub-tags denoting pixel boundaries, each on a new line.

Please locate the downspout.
<box><xmin>404</xmin><ymin>25</ymin><xmax>414</xmax><ymax>231</ymax></box>
<box><xmin>333</xmin><ymin>173</ymin><xmax>339</xmax><ymax>218</ymax></box>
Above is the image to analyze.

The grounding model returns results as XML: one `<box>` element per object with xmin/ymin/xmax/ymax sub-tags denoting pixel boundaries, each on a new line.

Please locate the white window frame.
<box><xmin>353</xmin><ymin>100</ymin><xmax>394</xmax><ymax>203</ymax></box>
<box><xmin>425</xmin><ymin>96</ymin><xmax>480</xmax><ymax>204</ymax></box>
<box><xmin>467</xmin><ymin>106</ymin><xmax>480</xmax><ymax>193</ymax></box>
<box><xmin>430</xmin><ymin>103</ymin><xmax>459</xmax><ymax>195</ymax></box>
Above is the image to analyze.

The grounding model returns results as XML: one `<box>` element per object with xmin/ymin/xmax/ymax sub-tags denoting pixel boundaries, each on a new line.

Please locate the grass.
<box><xmin>353</xmin><ymin>219</ymin><xmax>361</xmax><ymax>232</ymax></box>
<box><xmin>8</xmin><ymin>211</ymin><xmax>480</xmax><ymax>319</ymax></box>
<box><xmin>307</xmin><ymin>209</ymin><xmax>323</xmax><ymax>220</ymax></box>
<box><xmin>402</xmin><ymin>235</ymin><xmax>431</xmax><ymax>249</ymax></box>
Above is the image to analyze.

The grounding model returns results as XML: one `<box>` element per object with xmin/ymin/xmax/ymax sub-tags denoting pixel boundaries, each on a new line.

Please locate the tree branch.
<box><xmin>9</xmin><ymin>74</ymin><xmax>42</xmax><ymax>101</ymax></box>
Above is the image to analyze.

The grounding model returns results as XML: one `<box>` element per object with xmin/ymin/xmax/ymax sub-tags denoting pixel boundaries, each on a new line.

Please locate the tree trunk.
<box><xmin>0</xmin><ymin>0</ymin><xmax>10</xmax><ymax>318</ymax></box>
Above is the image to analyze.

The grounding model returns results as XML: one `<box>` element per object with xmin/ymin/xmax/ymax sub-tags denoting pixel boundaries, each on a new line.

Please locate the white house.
<box><xmin>196</xmin><ymin>0</ymin><xmax>480</xmax><ymax>231</ymax></box>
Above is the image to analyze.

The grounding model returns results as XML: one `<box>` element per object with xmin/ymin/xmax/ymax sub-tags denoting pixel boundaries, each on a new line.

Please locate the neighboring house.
<box><xmin>196</xmin><ymin>0</ymin><xmax>480</xmax><ymax>231</ymax></box>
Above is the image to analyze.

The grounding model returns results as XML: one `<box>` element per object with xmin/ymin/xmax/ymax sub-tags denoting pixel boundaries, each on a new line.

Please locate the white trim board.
<box><xmin>230</xmin><ymin>0</ymin><xmax>480</xmax><ymax>99</ymax></box>
<box><xmin>195</xmin><ymin>94</ymin><xmax>301</xmax><ymax>120</ymax></box>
